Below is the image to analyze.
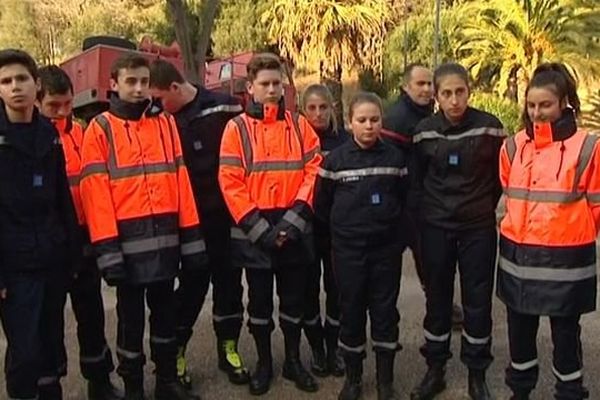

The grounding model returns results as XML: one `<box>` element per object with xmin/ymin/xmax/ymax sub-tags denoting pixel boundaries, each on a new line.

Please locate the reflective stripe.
<box><xmin>68</xmin><ymin>175</ymin><xmax>80</xmax><ymax>186</ymax></box>
<box><xmin>196</xmin><ymin>104</ymin><xmax>243</xmax><ymax>118</ymax></box>
<box><xmin>462</xmin><ymin>331</ymin><xmax>490</xmax><ymax>345</ymax></box>
<box><xmin>279</xmin><ymin>312</ymin><xmax>302</xmax><ymax>324</ymax></box>
<box><xmin>0</xmin><ymin>136</ymin><xmax>7</xmax><ymax>145</ymax></box>
<box><xmin>213</xmin><ymin>313</ymin><xmax>243</xmax><ymax>322</ymax></box>
<box><xmin>220</xmin><ymin>156</ymin><xmax>244</xmax><ymax>167</ymax></box>
<box><xmin>38</xmin><ymin>375</ymin><xmax>58</xmax><ymax>385</ymax></box>
<box><xmin>97</xmin><ymin>252</ymin><xmax>124</xmax><ymax>269</ymax></box>
<box><xmin>80</xmin><ymin>162</ymin><xmax>108</xmax><ymax>179</ymax></box>
<box><xmin>573</xmin><ymin>134</ymin><xmax>600</xmax><ymax>188</ymax></box>
<box><xmin>414</xmin><ymin>127</ymin><xmax>505</xmax><ymax>143</ymax></box>
<box><xmin>249</xmin><ymin>317</ymin><xmax>271</xmax><ymax>326</ymax></box>
<box><xmin>319</xmin><ymin>166</ymin><xmax>408</xmax><ymax>181</ymax></box>
<box><xmin>503</xmin><ymin>187</ymin><xmax>584</xmax><ymax>203</ymax></box>
<box><xmin>321</xmin><ymin>150</ymin><xmax>330</xmax><ymax>157</ymax></box>
<box><xmin>511</xmin><ymin>359</ymin><xmax>538</xmax><ymax>371</ymax></box>
<box><xmin>150</xmin><ymin>336</ymin><xmax>176</xmax><ymax>344</ymax></box>
<box><xmin>80</xmin><ymin>345</ymin><xmax>109</xmax><ymax>364</ymax></box>
<box><xmin>181</xmin><ymin>239</ymin><xmax>206</xmax><ymax>255</ymax></box>
<box><xmin>499</xmin><ymin>256</ymin><xmax>596</xmax><ymax>282</ymax></box>
<box><xmin>303</xmin><ymin>147</ymin><xmax>320</xmax><ymax>163</ymax></box>
<box><xmin>303</xmin><ymin>316</ymin><xmax>321</xmax><ymax>326</ymax></box>
<box><xmin>250</xmin><ymin>159</ymin><xmax>305</xmax><ymax>172</ymax></box>
<box><xmin>326</xmin><ymin>315</ymin><xmax>340</xmax><ymax>327</ymax></box>
<box><xmin>247</xmin><ymin>218</ymin><xmax>270</xmax><ymax>243</ymax></box>
<box><xmin>587</xmin><ymin>192</ymin><xmax>600</xmax><ymax>203</ymax></box>
<box><xmin>121</xmin><ymin>235</ymin><xmax>179</xmax><ymax>254</ymax></box>
<box><xmin>282</xmin><ymin>209</ymin><xmax>306</xmax><ymax>232</ymax></box>
<box><xmin>506</xmin><ymin>136</ymin><xmax>517</xmax><ymax>164</ymax></box>
<box><xmin>175</xmin><ymin>155</ymin><xmax>185</xmax><ymax>167</ymax></box>
<box><xmin>372</xmin><ymin>340</ymin><xmax>399</xmax><ymax>350</ymax></box>
<box><xmin>231</xmin><ymin>227</ymin><xmax>246</xmax><ymax>240</ymax></box>
<box><xmin>231</xmin><ymin>117</ymin><xmax>253</xmax><ymax>173</ymax></box>
<box><xmin>338</xmin><ymin>340</ymin><xmax>365</xmax><ymax>354</ymax></box>
<box><xmin>552</xmin><ymin>366</ymin><xmax>582</xmax><ymax>382</ymax></box>
<box><xmin>117</xmin><ymin>346</ymin><xmax>143</xmax><ymax>359</ymax></box>
<box><xmin>424</xmin><ymin>329</ymin><xmax>450</xmax><ymax>342</ymax></box>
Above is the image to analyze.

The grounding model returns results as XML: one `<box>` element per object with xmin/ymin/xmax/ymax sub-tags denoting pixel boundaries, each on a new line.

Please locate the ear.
<box><xmin>110</xmin><ymin>78</ymin><xmax>118</xmax><ymax>92</ymax></box>
<box><xmin>170</xmin><ymin>82</ymin><xmax>180</xmax><ymax>92</ymax></box>
<box><xmin>246</xmin><ymin>80</ymin><xmax>253</xmax><ymax>96</ymax></box>
<box><xmin>560</xmin><ymin>96</ymin><xmax>568</xmax><ymax>109</ymax></box>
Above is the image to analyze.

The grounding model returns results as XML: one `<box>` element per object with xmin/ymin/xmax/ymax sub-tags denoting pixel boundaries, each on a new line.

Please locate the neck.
<box><xmin>354</xmin><ymin>137</ymin><xmax>375</xmax><ymax>149</ymax></box>
<box><xmin>180</xmin><ymin>83</ymin><xmax>198</xmax><ymax>110</ymax></box>
<box><xmin>443</xmin><ymin>111</ymin><xmax>463</xmax><ymax>126</ymax></box>
<box><xmin>5</xmin><ymin>105</ymin><xmax>34</xmax><ymax>123</ymax></box>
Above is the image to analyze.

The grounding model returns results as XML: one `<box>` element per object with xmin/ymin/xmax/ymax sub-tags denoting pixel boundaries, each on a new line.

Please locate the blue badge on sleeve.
<box><xmin>33</xmin><ymin>174</ymin><xmax>43</xmax><ymax>187</ymax></box>
<box><xmin>371</xmin><ymin>193</ymin><xmax>381</xmax><ymax>205</ymax></box>
<box><xmin>448</xmin><ymin>153</ymin><xmax>459</xmax><ymax>166</ymax></box>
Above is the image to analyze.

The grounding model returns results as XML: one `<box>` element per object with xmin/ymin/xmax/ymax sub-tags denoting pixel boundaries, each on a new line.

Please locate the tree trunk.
<box><xmin>196</xmin><ymin>0</ymin><xmax>220</xmax><ymax>84</ymax></box>
<box><xmin>167</xmin><ymin>0</ymin><xmax>199</xmax><ymax>83</ymax></box>
<box><xmin>320</xmin><ymin>61</ymin><xmax>344</xmax><ymax>126</ymax></box>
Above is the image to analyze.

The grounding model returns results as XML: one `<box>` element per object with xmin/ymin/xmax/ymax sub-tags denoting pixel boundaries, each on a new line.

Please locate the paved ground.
<box><xmin>1</xmin><ymin>250</ymin><xmax>599</xmax><ymax>399</ymax></box>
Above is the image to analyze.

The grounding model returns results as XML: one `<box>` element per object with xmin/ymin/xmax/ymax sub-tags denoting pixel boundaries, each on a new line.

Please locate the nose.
<box><xmin>57</xmin><ymin>106</ymin><xmax>70</xmax><ymax>118</ymax></box>
<box><xmin>10</xmin><ymin>79</ymin><xmax>20</xmax><ymax>92</ymax></box>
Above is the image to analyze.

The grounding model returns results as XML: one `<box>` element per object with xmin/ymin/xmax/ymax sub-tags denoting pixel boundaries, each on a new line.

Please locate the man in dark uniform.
<box><xmin>149</xmin><ymin>60</ymin><xmax>248</xmax><ymax>387</ymax></box>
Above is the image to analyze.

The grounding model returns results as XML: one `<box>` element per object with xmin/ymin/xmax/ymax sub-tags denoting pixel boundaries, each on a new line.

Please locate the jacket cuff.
<box><xmin>239</xmin><ymin>209</ymin><xmax>271</xmax><ymax>243</ymax></box>
<box><xmin>180</xmin><ymin>225</ymin><xmax>209</xmax><ymax>271</ymax></box>
<box><xmin>282</xmin><ymin>200</ymin><xmax>312</xmax><ymax>233</ymax></box>
<box><xmin>94</xmin><ymin>238</ymin><xmax>124</xmax><ymax>272</ymax></box>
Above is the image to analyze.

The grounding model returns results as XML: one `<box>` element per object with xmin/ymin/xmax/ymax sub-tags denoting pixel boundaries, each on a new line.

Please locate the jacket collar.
<box><xmin>109</xmin><ymin>95</ymin><xmax>161</xmax><ymax>121</ymax></box>
<box><xmin>245</xmin><ymin>97</ymin><xmax>286</xmax><ymax>122</ymax></box>
<box><xmin>350</xmin><ymin>136</ymin><xmax>385</xmax><ymax>152</ymax></box>
<box><xmin>400</xmin><ymin>90</ymin><xmax>434</xmax><ymax>119</ymax></box>
<box><xmin>434</xmin><ymin>107</ymin><xmax>474</xmax><ymax>133</ymax></box>
<box><xmin>51</xmin><ymin>115</ymin><xmax>73</xmax><ymax>135</ymax></box>
<box><xmin>0</xmin><ymin>101</ymin><xmax>57</xmax><ymax>157</ymax></box>
<box><xmin>525</xmin><ymin>109</ymin><xmax>577</xmax><ymax>147</ymax></box>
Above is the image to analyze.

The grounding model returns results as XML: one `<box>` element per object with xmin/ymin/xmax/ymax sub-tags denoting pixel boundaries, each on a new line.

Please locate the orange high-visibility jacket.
<box><xmin>54</xmin><ymin>117</ymin><xmax>86</xmax><ymax>226</ymax></box>
<box><xmin>218</xmin><ymin>102</ymin><xmax>321</xmax><ymax>268</ymax></box>
<box><xmin>497</xmin><ymin>112</ymin><xmax>600</xmax><ymax>316</ymax></box>
<box><xmin>80</xmin><ymin>100</ymin><xmax>206</xmax><ymax>284</ymax></box>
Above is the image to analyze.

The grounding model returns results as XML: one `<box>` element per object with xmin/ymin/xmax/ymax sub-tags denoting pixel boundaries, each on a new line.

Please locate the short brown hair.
<box><xmin>348</xmin><ymin>91</ymin><xmax>383</xmax><ymax>121</ymax></box>
<box><xmin>149</xmin><ymin>59</ymin><xmax>185</xmax><ymax>90</ymax></box>
<box><xmin>0</xmin><ymin>49</ymin><xmax>38</xmax><ymax>80</ymax></box>
<box><xmin>110</xmin><ymin>53</ymin><xmax>149</xmax><ymax>81</ymax></box>
<box><xmin>247</xmin><ymin>53</ymin><xmax>282</xmax><ymax>82</ymax></box>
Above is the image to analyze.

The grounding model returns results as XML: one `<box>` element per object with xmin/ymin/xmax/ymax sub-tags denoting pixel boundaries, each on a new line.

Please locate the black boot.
<box><xmin>249</xmin><ymin>331</ymin><xmax>273</xmax><ymax>396</ymax></box>
<box><xmin>217</xmin><ymin>339</ymin><xmax>250</xmax><ymax>385</ymax></box>
<box><xmin>38</xmin><ymin>382</ymin><xmax>63</xmax><ymax>400</ymax></box>
<box><xmin>338</xmin><ymin>357</ymin><xmax>362</xmax><ymax>400</ymax></box>
<box><xmin>376</xmin><ymin>352</ymin><xmax>399</xmax><ymax>400</ymax></box>
<box><xmin>410</xmin><ymin>364</ymin><xmax>446</xmax><ymax>400</ymax></box>
<box><xmin>304</xmin><ymin>322</ymin><xmax>328</xmax><ymax>377</ymax></box>
<box><xmin>124</xmin><ymin>377</ymin><xmax>145</xmax><ymax>400</ymax></box>
<box><xmin>325</xmin><ymin>326</ymin><xmax>345</xmax><ymax>377</ymax></box>
<box><xmin>88</xmin><ymin>375</ymin><xmax>124</xmax><ymax>400</ymax></box>
<box><xmin>468</xmin><ymin>369</ymin><xmax>492</xmax><ymax>400</ymax></box>
<box><xmin>282</xmin><ymin>329</ymin><xmax>318</xmax><ymax>392</ymax></box>
<box><xmin>155</xmin><ymin>381</ymin><xmax>200</xmax><ymax>400</ymax></box>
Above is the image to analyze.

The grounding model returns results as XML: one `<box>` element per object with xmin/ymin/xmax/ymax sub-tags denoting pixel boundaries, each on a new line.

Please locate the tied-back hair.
<box><xmin>301</xmin><ymin>84</ymin><xmax>338</xmax><ymax>133</ymax></box>
<box><xmin>348</xmin><ymin>91</ymin><xmax>383</xmax><ymax>121</ymax></box>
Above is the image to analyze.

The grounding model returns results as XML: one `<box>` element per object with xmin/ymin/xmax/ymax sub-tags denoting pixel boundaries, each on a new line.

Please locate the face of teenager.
<box><xmin>150</xmin><ymin>83</ymin><xmax>186</xmax><ymax>114</ymax></box>
<box><xmin>526</xmin><ymin>85</ymin><xmax>565</xmax><ymax>124</ymax></box>
<box><xmin>38</xmin><ymin>92</ymin><xmax>73</xmax><ymax>120</ymax></box>
<box><xmin>0</xmin><ymin>63</ymin><xmax>39</xmax><ymax>112</ymax></box>
<box><xmin>111</xmin><ymin>67</ymin><xmax>150</xmax><ymax>103</ymax></box>
<box><xmin>247</xmin><ymin>69</ymin><xmax>283</xmax><ymax>104</ymax></box>
<box><xmin>435</xmin><ymin>74</ymin><xmax>469</xmax><ymax>124</ymax></box>
<box><xmin>304</xmin><ymin>93</ymin><xmax>332</xmax><ymax>131</ymax></box>
<box><xmin>350</xmin><ymin>102</ymin><xmax>382</xmax><ymax>149</ymax></box>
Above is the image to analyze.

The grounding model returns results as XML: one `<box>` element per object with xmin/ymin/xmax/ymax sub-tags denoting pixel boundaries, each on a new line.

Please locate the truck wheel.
<box><xmin>82</xmin><ymin>36</ymin><xmax>136</xmax><ymax>51</ymax></box>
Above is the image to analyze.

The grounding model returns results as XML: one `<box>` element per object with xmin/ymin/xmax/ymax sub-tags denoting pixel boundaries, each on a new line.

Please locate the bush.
<box><xmin>470</xmin><ymin>92</ymin><xmax>521</xmax><ymax>135</ymax></box>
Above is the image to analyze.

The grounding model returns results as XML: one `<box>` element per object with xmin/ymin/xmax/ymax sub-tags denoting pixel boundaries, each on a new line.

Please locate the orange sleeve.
<box><xmin>295</xmin><ymin>115</ymin><xmax>323</xmax><ymax>208</ymax></box>
<box><xmin>80</xmin><ymin>118</ymin><xmax>119</xmax><ymax>243</ymax></box>
<box><xmin>218</xmin><ymin>119</ymin><xmax>258</xmax><ymax>223</ymax></box>
<box><xmin>582</xmin><ymin>140</ymin><xmax>600</xmax><ymax>232</ymax></box>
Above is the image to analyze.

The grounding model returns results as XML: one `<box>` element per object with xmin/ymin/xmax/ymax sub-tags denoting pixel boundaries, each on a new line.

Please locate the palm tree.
<box><xmin>458</xmin><ymin>0</ymin><xmax>600</xmax><ymax>102</ymax></box>
<box><xmin>263</xmin><ymin>0</ymin><xmax>393</xmax><ymax>120</ymax></box>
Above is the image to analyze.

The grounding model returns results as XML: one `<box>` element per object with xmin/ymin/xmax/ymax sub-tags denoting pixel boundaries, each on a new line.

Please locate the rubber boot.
<box><xmin>468</xmin><ymin>369</ymin><xmax>492</xmax><ymax>400</ymax></box>
<box><xmin>124</xmin><ymin>376</ymin><xmax>145</xmax><ymax>400</ymax></box>
<box><xmin>338</xmin><ymin>356</ymin><xmax>362</xmax><ymax>400</ymax></box>
<box><xmin>88</xmin><ymin>374</ymin><xmax>124</xmax><ymax>400</ymax></box>
<box><xmin>176</xmin><ymin>346</ymin><xmax>192</xmax><ymax>390</ymax></box>
<box><xmin>155</xmin><ymin>381</ymin><xmax>200</xmax><ymax>400</ymax></box>
<box><xmin>325</xmin><ymin>325</ymin><xmax>345</xmax><ymax>377</ymax></box>
<box><xmin>304</xmin><ymin>322</ymin><xmax>328</xmax><ymax>377</ymax></box>
<box><xmin>282</xmin><ymin>328</ymin><xmax>318</xmax><ymax>392</ymax></box>
<box><xmin>249</xmin><ymin>330</ymin><xmax>273</xmax><ymax>396</ymax></box>
<box><xmin>376</xmin><ymin>352</ymin><xmax>399</xmax><ymax>400</ymax></box>
<box><xmin>38</xmin><ymin>381</ymin><xmax>63</xmax><ymax>400</ymax></box>
<box><xmin>410</xmin><ymin>363</ymin><xmax>447</xmax><ymax>400</ymax></box>
<box><xmin>217</xmin><ymin>339</ymin><xmax>250</xmax><ymax>385</ymax></box>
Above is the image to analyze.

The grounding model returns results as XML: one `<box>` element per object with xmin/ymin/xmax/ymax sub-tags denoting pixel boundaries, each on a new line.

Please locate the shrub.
<box><xmin>470</xmin><ymin>92</ymin><xmax>521</xmax><ymax>135</ymax></box>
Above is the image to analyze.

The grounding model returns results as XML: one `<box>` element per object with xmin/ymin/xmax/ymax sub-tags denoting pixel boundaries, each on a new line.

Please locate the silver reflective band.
<box><xmin>122</xmin><ymin>235</ymin><xmax>179</xmax><ymax>255</ymax></box>
<box><xmin>117</xmin><ymin>346</ymin><xmax>143</xmax><ymax>359</ymax></box>
<box><xmin>319</xmin><ymin>167</ymin><xmax>408</xmax><ymax>181</ymax></box>
<box><xmin>283</xmin><ymin>210</ymin><xmax>306</xmax><ymax>232</ymax></box>
<box><xmin>97</xmin><ymin>252</ymin><xmax>124</xmax><ymax>269</ymax></box>
<box><xmin>587</xmin><ymin>192</ymin><xmax>600</xmax><ymax>203</ymax></box>
<box><xmin>303</xmin><ymin>316</ymin><xmax>321</xmax><ymax>326</ymax></box>
<box><xmin>505</xmin><ymin>136</ymin><xmax>517</xmax><ymax>164</ymax></box>
<box><xmin>413</xmin><ymin>127</ymin><xmax>506</xmax><ymax>143</ymax></box>
<box><xmin>511</xmin><ymin>359</ymin><xmax>538</xmax><ymax>371</ymax></box>
<box><xmin>197</xmin><ymin>104</ymin><xmax>243</xmax><ymax>118</ymax></box>
<box><xmin>109</xmin><ymin>162</ymin><xmax>177</xmax><ymax>179</ymax></box>
<box><xmin>462</xmin><ymin>331</ymin><xmax>490</xmax><ymax>345</ymax></box>
<box><xmin>372</xmin><ymin>340</ymin><xmax>399</xmax><ymax>350</ymax></box>
<box><xmin>38</xmin><ymin>376</ymin><xmax>58</xmax><ymax>385</ymax></box>
<box><xmin>80</xmin><ymin>345</ymin><xmax>109</xmax><ymax>364</ymax></box>
<box><xmin>249</xmin><ymin>317</ymin><xmax>270</xmax><ymax>326</ymax></box>
<box><xmin>303</xmin><ymin>147</ymin><xmax>320</xmax><ymax>163</ymax></box>
<box><xmin>499</xmin><ymin>257</ymin><xmax>596</xmax><ymax>282</ymax></box>
<box><xmin>279</xmin><ymin>312</ymin><xmax>302</xmax><ymax>325</ymax></box>
<box><xmin>220</xmin><ymin>156</ymin><xmax>243</xmax><ymax>167</ymax></box>
<box><xmin>231</xmin><ymin>227</ymin><xmax>246</xmax><ymax>240</ymax></box>
<box><xmin>175</xmin><ymin>156</ymin><xmax>185</xmax><ymax>167</ymax></box>
<box><xmin>250</xmin><ymin>160</ymin><xmax>305</xmax><ymax>172</ymax></box>
<box><xmin>150</xmin><ymin>336</ymin><xmax>176</xmax><ymax>344</ymax></box>
<box><xmin>552</xmin><ymin>366</ymin><xmax>582</xmax><ymax>382</ymax></box>
<box><xmin>326</xmin><ymin>315</ymin><xmax>340</xmax><ymax>327</ymax></box>
<box><xmin>247</xmin><ymin>218</ymin><xmax>270</xmax><ymax>243</ymax></box>
<box><xmin>213</xmin><ymin>313</ymin><xmax>243</xmax><ymax>322</ymax></box>
<box><xmin>503</xmin><ymin>187</ymin><xmax>584</xmax><ymax>203</ymax></box>
<box><xmin>573</xmin><ymin>134</ymin><xmax>600</xmax><ymax>186</ymax></box>
<box><xmin>68</xmin><ymin>175</ymin><xmax>80</xmax><ymax>186</ymax></box>
<box><xmin>81</xmin><ymin>162</ymin><xmax>108</xmax><ymax>179</ymax></box>
<box><xmin>181</xmin><ymin>239</ymin><xmax>206</xmax><ymax>255</ymax></box>
<box><xmin>338</xmin><ymin>340</ymin><xmax>365</xmax><ymax>353</ymax></box>
<box><xmin>424</xmin><ymin>329</ymin><xmax>450</xmax><ymax>342</ymax></box>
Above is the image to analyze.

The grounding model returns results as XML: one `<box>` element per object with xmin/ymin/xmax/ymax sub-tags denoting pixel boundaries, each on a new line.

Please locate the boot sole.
<box><xmin>311</xmin><ymin>367</ymin><xmax>330</xmax><ymax>378</ymax></box>
<box><xmin>282</xmin><ymin>370</ymin><xmax>319</xmax><ymax>393</ymax></box>
<box><xmin>219</xmin><ymin>363</ymin><xmax>250</xmax><ymax>385</ymax></box>
<box><xmin>249</xmin><ymin>384</ymin><xmax>271</xmax><ymax>396</ymax></box>
<box><xmin>410</xmin><ymin>381</ymin><xmax>447</xmax><ymax>400</ymax></box>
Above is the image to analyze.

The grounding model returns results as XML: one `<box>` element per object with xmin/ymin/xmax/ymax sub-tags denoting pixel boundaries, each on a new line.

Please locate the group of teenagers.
<box><xmin>0</xmin><ymin>46</ymin><xmax>597</xmax><ymax>400</ymax></box>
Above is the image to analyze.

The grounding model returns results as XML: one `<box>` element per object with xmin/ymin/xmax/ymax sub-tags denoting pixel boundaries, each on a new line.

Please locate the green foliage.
<box><xmin>470</xmin><ymin>92</ymin><xmax>522</xmax><ymax>135</ymax></box>
<box><xmin>212</xmin><ymin>0</ymin><xmax>270</xmax><ymax>56</ymax></box>
<box><xmin>582</xmin><ymin>90</ymin><xmax>600</xmax><ymax>132</ymax></box>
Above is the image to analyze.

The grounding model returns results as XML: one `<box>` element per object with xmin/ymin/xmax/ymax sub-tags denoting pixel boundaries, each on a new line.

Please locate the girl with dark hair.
<box><xmin>300</xmin><ymin>84</ymin><xmax>348</xmax><ymax>377</ymax></box>
<box><xmin>498</xmin><ymin>63</ymin><xmax>600</xmax><ymax>400</ymax></box>
<box><xmin>411</xmin><ymin>63</ymin><xmax>505</xmax><ymax>400</ymax></box>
